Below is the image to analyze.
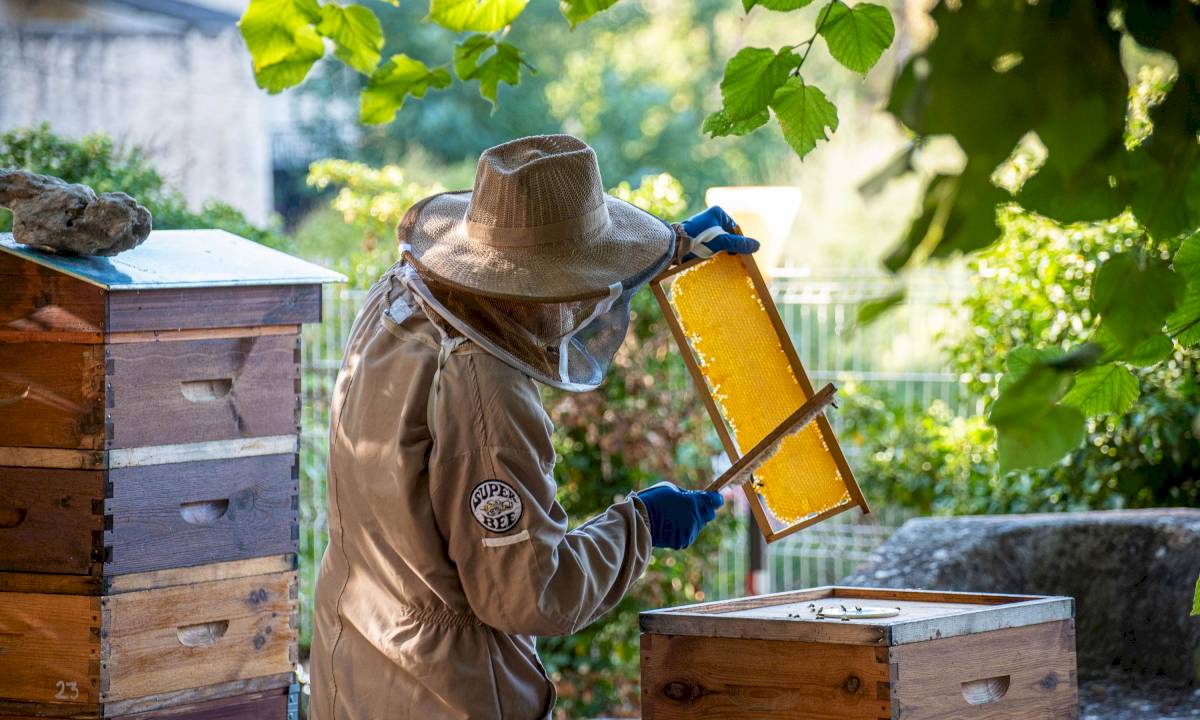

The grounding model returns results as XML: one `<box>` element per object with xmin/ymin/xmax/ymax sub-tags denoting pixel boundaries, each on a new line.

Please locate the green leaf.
<box><xmin>817</xmin><ymin>1</ymin><xmax>895</xmax><ymax>75</ymax></box>
<box><xmin>714</xmin><ymin>48</ymin><xmax>800</xmax><ymax>124</ymax></box>
<box><xmin>1092</xmin><ymin>254</ymin><xmax>1186</xmax><ymax>350</ymax></box>
<box><xmin>239</xmin><ymin>0</ymin><xmax>324</xmax><ymax>93</ymax></box>
<box><xmin>701</xmin><ymin>108</ymin><xmax>769</xmax><ymax>138</ymax></box>
<box><xmin>854</xmin><ymin>289</ymin><xmax>905</xmax><ymax>328</ymax></box>
<box><xmin>1095</xmin><ymin>327</ymin><xmax>1174</xmax><ymax>367</ymax></box>
<box><xmin>429</xmin><ymin>0</ymin><xmax>528</xmax><ymax>32</ymax></box>
<box><xmin>317</xmin><ymin>3</ymin><xmax>383</xmax><ymax>75</ymax></box>
<box><xmin>1174</xmin><ymin>230</ymin><xmax>1200</xmax><ymax>282</ymax></box>
<box><xmin>989</xmin><ymin>350</ymin><xmax>1084</xmax><ymax>471</ymax></box>
<box><xmin>743</xmin><ymin>0</ymin><xmax>816</xmax><ymax>11</ymax></box>
<box><xmin>769</xmin><ymin>77</ymin><xmax>838</xmax><ymax>159</ymax></box>
<box><xmin>1061</xmin><ymin>363</ymin><xmax>1140</xmax><ymax>416</ymax></box>
<box><xmin>1166</xmin><ymin>285</ymin><xmax>1200</xmax><ymax>347</ymax></box>
<box><xmin>1193</xmin><ymin>574</ymin><xmax>1200</xmax><ymax>617</ymax></box>
<box><xmin>360</xmin><ymin>55</ymin><xmax>452</xmax><ymax>125</ymax></box>
<box><xmin>454</xmin><ymin>35</ymin><xmax>523</xmax><ymax>109</ymax></box>
<box><xmin>560</xmin><ymin>0</ymin><xmax>620</xmax><ymax>27</ymax></box>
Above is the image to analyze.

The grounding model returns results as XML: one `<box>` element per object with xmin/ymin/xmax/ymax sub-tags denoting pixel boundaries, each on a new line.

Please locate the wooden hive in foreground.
<box><xmin>0</xmin><ymin>231</ymin><xmax>343</xmax><ymax>718</ymax></box>
<box><xmin>641</xmin><ymin>586</ymin><xmax>1078</xmax><ymax>719</ymax></box>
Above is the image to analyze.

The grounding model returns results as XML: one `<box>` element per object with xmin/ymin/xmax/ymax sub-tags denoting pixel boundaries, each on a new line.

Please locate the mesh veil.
<box><xmin>397</xmin><ymin>242</ymin><xmax>671</xmax><ymax>392</ymax></box>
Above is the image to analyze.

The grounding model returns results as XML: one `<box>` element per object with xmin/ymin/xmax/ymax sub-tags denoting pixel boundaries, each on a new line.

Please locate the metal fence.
<box><xmin>296</xmin><ymin>269</ymin><xmax>973</xmax><ymax>642</ymax></box>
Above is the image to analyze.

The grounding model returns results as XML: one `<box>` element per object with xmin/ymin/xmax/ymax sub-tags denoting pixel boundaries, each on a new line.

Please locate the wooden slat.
<box><xmin>641</xmin><ymin>633</ymin><xmax>890</xmax><ymax>719</ymax></box>
<box><xmin>0</xmin><ymin>572</ymin><xmax>102</xmax><ymax>596</ymax></box>
<box><xmin>0</xmin><ymin>436</ymin><xmax>297</xmax><ymax>471</ymax></box>
<box><xmin>103</xmin><ymin>676</ymin><xmax>295</xmax><ymax>719</ymax></box>
<box><xmin>106</xmin><ymin>285</ymin><xmax>321</xmax><ymax>333</ymax></box>
<box><xmin>0</xmin><ymin>343</ymin><xmax>104</xmax><ymax>450</ymax></box>
<box><xmin>102</xmin><ymin>571</ymin><xmax>296</xmax><ymax>701</ymax></box>
<box><xmin>106</xmin><ymin>334</ymin><xmax>298</xmax><ymax>449</ymax></box>
<box><xmin>106</xmin><ymin>455</ymin><xmax>297</xmax><ymax>575</ymax></box>
<box><xmin>0</xmin><ymin>467</ymin><xmax>105</xmax><ymax>575</ymax></box>
<box><xmin>889</xmin><ymin>620</ymin><xmax>1077</xmax><ymax>719</ymax></box>
<box><xmin>105</xmin><ymin>555</ymin><xmax>297</xmax><ymax>595</ymax></box>
<box><xmin>0</xmin><ymin>593</ymin><xmax>100</xmax><ymax>705</ymax></box>
<box><xmin>104</xmin><ymin>325</ymin><xmax>299</xmax><ymax>345</ymax></box>
<box><xmin>0</xmin><ymin>253</ymin><xmax>106</xmax><ymax>341</ymax></box>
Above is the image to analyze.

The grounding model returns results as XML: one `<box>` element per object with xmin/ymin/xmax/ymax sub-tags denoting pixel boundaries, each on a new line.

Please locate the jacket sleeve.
<box><xmin>428</xmin><ymin>353</ymin><xmax>653</xmax><ymax>637</ymax></box>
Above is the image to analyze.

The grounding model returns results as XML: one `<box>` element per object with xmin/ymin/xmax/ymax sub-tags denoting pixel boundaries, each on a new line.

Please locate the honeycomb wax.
<box><xmin>668</xmin><ymin>253</ymin><xmax>849</xmax><ymax>523</ymax></box>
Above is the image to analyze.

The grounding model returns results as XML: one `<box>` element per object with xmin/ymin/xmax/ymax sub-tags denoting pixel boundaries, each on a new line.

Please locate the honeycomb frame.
<box><xmin>651</xmin><ymin>252</ymin><xmax>869</xmax><ymax>543</ymax></box>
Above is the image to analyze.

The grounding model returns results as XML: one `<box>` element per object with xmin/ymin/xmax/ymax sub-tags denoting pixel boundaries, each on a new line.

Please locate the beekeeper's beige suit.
<box><xmin>309</xmin><ymin>135</ymin><xmax>681</xmax><ymax>720</ymax></box>
<box><xmin>308</xmin><ymin>278</ymin><xmax>652</xmax><ymax>719</ymax></box>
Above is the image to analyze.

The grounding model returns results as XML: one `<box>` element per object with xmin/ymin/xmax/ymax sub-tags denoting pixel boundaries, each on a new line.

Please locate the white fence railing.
<box><xmin>297</xmin><ymin>269</ymin><xmax>973</xmax><ymax>643</ymax></box>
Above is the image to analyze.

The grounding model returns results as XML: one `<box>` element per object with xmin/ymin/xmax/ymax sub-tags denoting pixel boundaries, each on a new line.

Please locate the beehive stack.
<box><xmin>653</xmin><ymin>252</ymin><xmax>868</xmax><ymax>541</ymax></box>
<box><xmin>0</xmin><ymin>230</ymin><xmax>342</xmax><ymax>719</ymax></box>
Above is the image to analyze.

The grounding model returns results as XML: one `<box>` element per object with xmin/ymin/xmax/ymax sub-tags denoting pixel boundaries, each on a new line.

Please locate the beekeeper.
<box><xmin>309</xmin><ymin>135</ymin><xmax>759</xmax><ymax>720</ymax></box>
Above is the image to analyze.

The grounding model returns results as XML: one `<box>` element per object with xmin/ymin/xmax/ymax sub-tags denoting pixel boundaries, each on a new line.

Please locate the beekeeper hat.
<box><xmin>396</xmin><ymin>134</ymin><xmax>676</xmax><ymax>391</ymax></box>
<box><xmin>399</xmin><ymin>134</ymin><xmax>675</xmax><ymax>302</ymax></box>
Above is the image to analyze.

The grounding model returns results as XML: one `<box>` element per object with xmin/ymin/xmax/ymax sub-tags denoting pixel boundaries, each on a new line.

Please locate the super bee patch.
<box><xmin>470</xmin><ymin>480</ymin><xmax>523</xmax><ymax>533</ymax></box>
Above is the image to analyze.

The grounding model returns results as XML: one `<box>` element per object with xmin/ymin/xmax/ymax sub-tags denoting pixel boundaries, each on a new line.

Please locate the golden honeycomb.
<box><xmin>668</xmin><ymin>253</ymin><xmax>850</xmax><ymax>523</ymax></box>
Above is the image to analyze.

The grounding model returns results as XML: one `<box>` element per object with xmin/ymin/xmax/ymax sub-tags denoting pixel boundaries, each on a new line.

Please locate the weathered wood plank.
<box><xmin>105</xmin><ymin>555</ymin><xmax>297</xmax><ymax>595</ymax></box>
<box><xmin>106</xmin><ymin>455</ymin><xmax>297</xmax><ymax>575</ymax></box>
<box><xmin>105</xmin><ymin>334</ymin><xmax>298</xmax><ymax>449</ymax></box>
<box><xmin>0</xmin><ymin>253</ymin><xmax>106</xmax><ymax>341</ymax></box>
<box><xmin>100</xmin><ymin>674</ymin><xmax>295</xmax><ymax>718</ymax></box>
<box><xmin>105</xmin><ymin>325</ymin><xmax>299</xmax><ymax>345</ymax></box>
<box><xmin>0</xmin><ymin>467</ymin><xmax>105</xmax><ymax>575</ymax></box>
<box><xmin>0</xmin><ymin>436</ymin><xmax>296</xmax><ymax>470</ymax></box>
<box><xmin>101</xmin><ymin>571</ymin><xmax>296</xmax><ymax>701</ymax></box>
<box><xmin>0</xmin><ymin>593</ymin><xmax>100</xmax><ymax>705</ymax></box>
<box><xmin>0</xmin><ymin>572</ymin><xmax>102</xmax><ymax>595</ymax></box>
<box><xmin>641</xmin><ymin>633</ymin><xmax>890</xmax><ymax>719</ymax></box>
<box><xmin>0</xmin><ymin>343</ymin><xmax>104</xmax><ymax>450</ymax></box>
<box><xmin>889</xmin><ymin>620</ymin><xmax>1078</xmax><ymax>719</ymax></box>
<box><xmin>105</xmin><ymin>285</ymin><xmax>320</xmax><ymax>333</ymax></box>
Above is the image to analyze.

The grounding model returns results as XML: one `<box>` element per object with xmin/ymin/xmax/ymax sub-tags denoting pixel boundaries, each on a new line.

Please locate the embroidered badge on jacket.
<box><xmin>470</xmin><ymin>480</ymin><xmax>523</xmax><ymax>533</ymax></box>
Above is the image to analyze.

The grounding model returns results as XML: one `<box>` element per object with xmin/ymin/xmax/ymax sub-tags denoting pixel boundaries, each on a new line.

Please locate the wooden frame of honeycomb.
<box><xmin>651</xmin><ymin>252</ymin><xmax>869</xmax><ymax>542</ymax></box>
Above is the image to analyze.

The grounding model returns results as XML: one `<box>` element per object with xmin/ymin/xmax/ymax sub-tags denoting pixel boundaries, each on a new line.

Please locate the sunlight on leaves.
<box><xmin>317</xmin><ymin>3</ymin><xmax>384</xmax><ymax>75</ymax></box>
<box><xmin>560</xmin><ymin>0</ymin><xmax>621</xmax><ymax>27</ymax></box>
<box><xmin>818</xmin><ymin>1</ymin><xmax>895</xmax><ymax>75</ymax></box>
<box><xmin>990</xmin><ymin>348</ymin><xmax>1085</xmax><ymax>472</ymax></box>
<box><xmin>430</xmin><ymin>0</ymin><xmax>528</xmax><ymax>33</ymax></box>
<box><xmin>743</xmin><ymin>0</ymin><xmax>816</xmax><ymax>11</ymax></box>
<box><xmin>710</xmin><ymin>48</ymin><xmax>800</xmax><ymax>128</ymax></box>
<box><xmin>1061</xmin><ymin>363</ymin><xmax>1140</xmax><ymax>416</ymax></box>
<box><xmin>239</xmin><ymin>0</ymin><xmax>324</xmax><ymax>93</ymax></box>
<box><xmin>701</xmin><ymin>108</ymin><xmax>770</xmax><ymax>138</ymax></box>
<box><xmin>770</xmin><ymin>77</ymin><xmax>838</xmax><ymax>159</ymax></box>
<box><xmin>361</xmin><ymin>55</ymin><xmax>453</xmax><ymax>125</ymax></box>
<box><xmin>454</xmin><ymin>35</ymin><xmax>524</xmax><ymax>109</ymax></box>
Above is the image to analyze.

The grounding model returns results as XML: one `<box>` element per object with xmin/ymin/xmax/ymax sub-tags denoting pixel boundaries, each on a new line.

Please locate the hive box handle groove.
<box><xmin>0</xmin><ymin>379</ymin><xmax>30</xmax><ymax>406</ymax></box>
<box><xmin>0</xmin><ymin>508</ymin><xmax>27</xmax><ymax>528</ymax></box>
<box><xmin>176</xmin><ymin>619</ymin><xmax>230</xmax><ymax>647</ymax></box>
<box><xmin>179</xmin><ymin>499</ymin><xmax>231</xmax><ymax>525</ymax></box>
<box><xmin>961</xmin><ymin>675</ymin><xmax>1010</xmax><ymax>705</ymax></box>
<box><xmin>180</xmin><ymin>378</ymin><xmax>234</xmax><ymax>402</ymax></box>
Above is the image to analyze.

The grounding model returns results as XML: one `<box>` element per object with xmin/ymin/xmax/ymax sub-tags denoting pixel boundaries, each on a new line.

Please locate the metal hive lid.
<box><xmin>0</xmin><ymin>229</ymin><xmax>346</xmax><ymax>290</ymax></box>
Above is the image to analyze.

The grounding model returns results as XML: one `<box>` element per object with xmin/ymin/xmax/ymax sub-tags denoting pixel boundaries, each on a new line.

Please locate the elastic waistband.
<box><xmin>398</xmin><ymin>603</ymin><xmax>483</xmax><ymax>628</ymax></box>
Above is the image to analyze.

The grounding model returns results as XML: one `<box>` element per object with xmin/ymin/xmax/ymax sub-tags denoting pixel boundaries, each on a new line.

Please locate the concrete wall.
<box><xmin>0</xmin><ymin>2</ymin><xmax>274</xmax><ymax>223</ymax></box>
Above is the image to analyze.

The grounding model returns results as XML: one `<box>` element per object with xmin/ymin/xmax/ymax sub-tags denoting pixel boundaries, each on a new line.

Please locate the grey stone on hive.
<box><xmin>0</xmin><ymin>168</ymin><xmax>152</xmax><ymax>256</ymax></box>
<box><xmin>842</xmin><ymin>509</ymin><xmax>1200</xmax><ymax>684</ymax></box>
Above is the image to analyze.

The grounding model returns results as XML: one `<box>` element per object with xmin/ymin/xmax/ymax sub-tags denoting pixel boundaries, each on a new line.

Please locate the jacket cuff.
<box><xmin>671</xmin><ymin>222</ymin><xmax>695</xmax><ymax>265</ymax></box>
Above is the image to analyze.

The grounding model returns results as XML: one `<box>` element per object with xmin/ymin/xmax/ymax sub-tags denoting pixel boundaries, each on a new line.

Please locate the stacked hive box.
<box><xmin>0</xmin><ymin>231</ymin><xmax>343</xmax><ymax>719</ymax></box>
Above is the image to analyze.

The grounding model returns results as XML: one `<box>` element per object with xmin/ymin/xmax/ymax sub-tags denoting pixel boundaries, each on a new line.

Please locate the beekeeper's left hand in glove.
<box><xmin>677</xmin><ymin>206</ymin><xmax>760</xmax><ymax>261</ymax></box>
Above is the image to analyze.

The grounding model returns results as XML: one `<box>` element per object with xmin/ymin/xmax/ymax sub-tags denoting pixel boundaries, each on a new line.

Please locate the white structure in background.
<box><xmin>0</xmin><ymin>0</ymin><xmax>274</xmax><ymax>223</ymax></box>
<box><xmin>705</xmin><ymin>186</ymin><xmax>803</xmax><ymax>275</ymax></box>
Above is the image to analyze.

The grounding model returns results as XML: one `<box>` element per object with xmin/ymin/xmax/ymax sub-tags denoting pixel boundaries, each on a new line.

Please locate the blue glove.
<box><xmin>636</xmin><ymin>482</ymin><xmax>724</xmax><ymax>550</ymax></box>
<box><xmin>680</xmin><ymin>206</ymin><xmax>760</xmax><ymax>261</ymax></box>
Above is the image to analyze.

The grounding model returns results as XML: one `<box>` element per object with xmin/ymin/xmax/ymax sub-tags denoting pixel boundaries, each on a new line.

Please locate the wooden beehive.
<box><xmin>641</xmin><ymin>586</ymin><xmax>1078</xmax><ymax>719</ymax></box>
<box><xmin>0</xmin><ymin>230</ymin><xmax>342</xmax><ymax>718</ymax></box>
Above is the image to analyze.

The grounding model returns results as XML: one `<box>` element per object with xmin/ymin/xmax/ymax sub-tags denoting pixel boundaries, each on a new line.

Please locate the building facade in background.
<box><xmin>0</xmin><ymin>0</ymin><xmax>275</xmax><ymax>223</ymax></box>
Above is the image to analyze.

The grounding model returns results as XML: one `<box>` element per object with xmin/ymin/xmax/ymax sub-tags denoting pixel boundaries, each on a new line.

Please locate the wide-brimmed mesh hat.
<box><xmin>399</xmin><ymin>134</ymin><xmax>675</xmax><ymax>302</ymax></box>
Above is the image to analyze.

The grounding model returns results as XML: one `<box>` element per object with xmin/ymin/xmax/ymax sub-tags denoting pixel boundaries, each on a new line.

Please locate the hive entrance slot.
<box><xmin>179</xmin><ymin>499</ymin><xmax>231</xmax><ymax>525</ymax></box>
<box><xmin>176</xmin><ymin>620</ymin><xmax>229</xmax><ymax>647</ymax></box>
<box><xmin>0</xmin><ymin>508</ymin><xmax>27</xmax><ymax>528</ymax></box>
<box><xmin>180</xmin><ymin>378</ymin><xmax>233</xmax><ymax>402</ymax></box>
<box><xmin>962</xmin><ymin>675</ymin><xmax>1010</xmax><ymax>705</ymax></box>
